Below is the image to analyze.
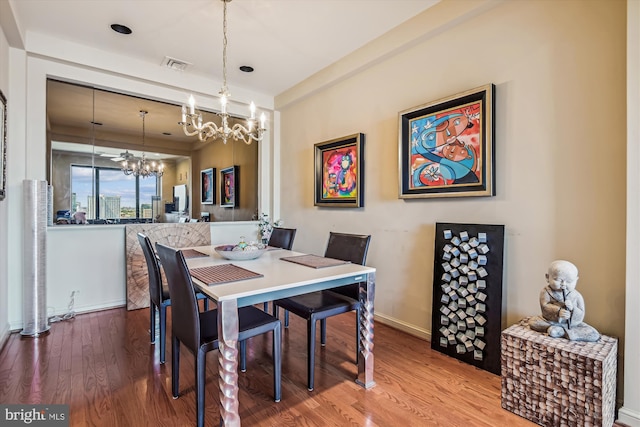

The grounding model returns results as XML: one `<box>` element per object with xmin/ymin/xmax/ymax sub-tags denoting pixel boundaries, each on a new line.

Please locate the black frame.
<box><xmin>399</xmin><ymin>84</ymin><xmax>495</xmax><ymax>199</ymax></box>
<box><xmin>0</xmin><ymin>89</ymin><xmax>6</xmax><ymax>201</ymax></box>
<box><xmin>314</xmin><ymin>133</ymin><xmax>365</xmax><ymax>208</ymax></box>
<box><xmin>200</xmin><ymin>168</ymin><xmax>215</xmax><ymax>205</ymax></box>
<box><xmin>220</xmin><ymin>166</ymin><xmax>238</xmax><ymax>208</ymax></box>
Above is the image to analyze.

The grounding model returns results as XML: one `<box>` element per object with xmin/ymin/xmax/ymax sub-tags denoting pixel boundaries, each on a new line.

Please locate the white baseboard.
<box><xmin>374</xmin><ymin>312</ymin><xmax>431</xmax><ymax>341</ymax></box>
<box><xmin>60</xmin><ymin>299</ymin><xmax>127</xmax><ymax>316</ymax></box>
<box><xmin>618</xmin><ymin>407</ymin><xmax>640</xmax><ymax>427</ymax></box>
<box><xmin>8</xmin><ymin>299</ymin><xmax>127</xmax><ymax>331</ymax></box>
<box><xmin>0</xmin><ymin>322</ymin><xmax>10</xmax><ymax>353</ymax></box>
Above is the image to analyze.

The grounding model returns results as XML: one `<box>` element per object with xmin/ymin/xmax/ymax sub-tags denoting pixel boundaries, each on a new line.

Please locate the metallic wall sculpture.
<box><xmin>431</xmin><ymin>222</ymin><xmax>505</xmax><ymax>374</ymax></box>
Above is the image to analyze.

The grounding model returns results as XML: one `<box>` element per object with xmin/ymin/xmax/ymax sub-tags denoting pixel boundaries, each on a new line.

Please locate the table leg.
<box><xmin>356</xmin><ymin>271</ymin><xmax>375</xmax><ymax>388</ymax></box>
<box><xmin>217</xmin><ymin>299</ymin><xmax>240</xmax><ymax>426</ymax></box>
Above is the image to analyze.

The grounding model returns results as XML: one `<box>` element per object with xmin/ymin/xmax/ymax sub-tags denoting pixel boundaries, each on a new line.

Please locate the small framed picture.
<box><xmin>314</xmin><ymin>133</ymin><xmax>365</xmax><ymax>208</ymax></box>
<box><xmin>200</xmin><ymin>168</ymin><xmax>215</xmax><ymax>204</ymax></box>
<box><xmin>220</xmin><ymin>166</ymin><xmax>238</xmax><ymax>208</ymax></box>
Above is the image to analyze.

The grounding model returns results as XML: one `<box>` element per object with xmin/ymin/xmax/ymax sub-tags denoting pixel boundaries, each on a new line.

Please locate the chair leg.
<box><xmin>307</xmin><ymin>317</ymin><xmax>316</xmax><ymax>391</ymax></box>
<box><xmin>284</xmin><ymin>310</ymin><xmax>290</xmax><ymax>328</ymax></box>
<box><xmin>320</xmin><ymin>319</ymin><xmax>327</xmax><ymax>346</ymax></box>
<box><xmin>240</xmin><ymin>340</ymin><xmax>247</xmax><ymax>373</ymax></box>
<box><xmin>263</xmin><ymin>301</ymin><xmax>269</xmax><ymax>311</ymax></box>
<box><xmin>171</xmin><ymin>336</ymin><xmax>180</xmax><ymax>398</ymax></box>
<box><xmin>273</xmin><ymin>323</ymin><xmax>282</xmax><ymax>402</ymax></box>
<box><xmin>149</xmin><ymin>300</ymin><xmax>156</xmax><ymax>343</ymax></box>
<box><xmin>159</xmin><ymin>304</ymin><xmax>167</xmax><ymax>364</ymax></box>
<box><xmin>196</xmin><ymin>348</ymin><xmax>206</xmax><ymax>427</ymax></box>
<box><xmin>204</xmin><ymin>298</ymin><xmax>209</xmax><ymax>311</ymax></box>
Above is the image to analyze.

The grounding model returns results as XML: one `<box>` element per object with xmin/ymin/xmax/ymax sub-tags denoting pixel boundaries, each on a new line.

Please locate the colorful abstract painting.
<box><xmin>201</xmin><ymin>168</ymin><xmax>214</xmax><ymax>205</ymax></box>
<box><xmin>220</xmin><ymin>166</ymin><xmax>238</xmax><ymax>208</ymax></box>
<box><xmin>399</xmin><ymin>84</ymin><xmax>495</xmax><ymax>198</ymax></box>
<box><xmin>314</xmin><ymin>133</ymin><xmax>364</xmax><ymax>208</ymax></box>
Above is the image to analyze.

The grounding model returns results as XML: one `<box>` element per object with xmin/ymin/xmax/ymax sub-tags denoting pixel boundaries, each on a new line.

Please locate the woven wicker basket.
<box><xmin>501</xmin><ymin>319</ymin><xmax>617</xmax><ymax>427</ymax></box>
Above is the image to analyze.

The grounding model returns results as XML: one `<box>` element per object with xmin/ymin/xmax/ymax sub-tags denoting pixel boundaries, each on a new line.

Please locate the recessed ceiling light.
<box><xmin>111</xmin><ymin>24</ymin><xmax>132</xmax><ymax>35</ymax></box>
<box><xmin>239</xmin><ymin>65</ymin><xmax>254</xmax><ymax>73</ymax></box>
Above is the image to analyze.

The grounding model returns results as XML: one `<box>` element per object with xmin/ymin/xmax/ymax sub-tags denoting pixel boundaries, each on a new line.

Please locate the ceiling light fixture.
<box><xmin>121</xmin><ymin>111</ymin><xmax>164</xmax><ymax>178</ymax></box>
<box><xmin>179</xmin><ymin>0</ymin><xmax>265</xmax><ymax>145</ymax></box>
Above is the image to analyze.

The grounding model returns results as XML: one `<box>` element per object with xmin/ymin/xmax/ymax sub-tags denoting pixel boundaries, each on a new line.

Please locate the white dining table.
<box><xmin>184</xmin><ymin>245</ymin><xmax>376</xmax><ymax>427</ymax></box>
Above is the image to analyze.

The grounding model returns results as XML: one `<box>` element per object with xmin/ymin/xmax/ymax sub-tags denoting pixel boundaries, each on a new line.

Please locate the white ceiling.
<box><xmin>9</xmin><ymin>0</ymin><xmax>439</xmax><ymax>98</ymax></box>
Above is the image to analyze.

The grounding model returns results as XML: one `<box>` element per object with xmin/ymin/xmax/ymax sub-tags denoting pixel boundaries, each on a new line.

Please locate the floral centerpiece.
<box><xmin>257</xmin><ymin>213</ymin><xmax>283</xmax><ymax>243</ymax></box>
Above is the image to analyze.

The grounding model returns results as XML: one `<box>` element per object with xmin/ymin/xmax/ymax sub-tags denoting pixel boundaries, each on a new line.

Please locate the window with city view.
<box><xmin>71</xmin><ymin>165</ymin><xmax>157</xmax><ymax>221</ymax></box>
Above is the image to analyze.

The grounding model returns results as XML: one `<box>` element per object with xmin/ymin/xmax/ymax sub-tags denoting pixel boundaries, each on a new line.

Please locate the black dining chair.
<box><xmin>273</xmin><ymin>232</ymin><xmax>371</xmax><ymax>391</ymax></box>
<box><xmin>262</xmin><ymin>227</ymin><xmax>297</xmax><ymax>311</ymax></box>
<box><xmin>268</xmin><ymin>227</ymin><xmax>297</xmax><ymax>251</ymax></box>
<box><xmin>155</xmin><ymin>243</ymin><xmax>282</xmax><ymax>427</ymax></box>
<box><xmin>137</xmin><ymin>233</ymin><xmax>209</xmax><ymax>364</ymax></box>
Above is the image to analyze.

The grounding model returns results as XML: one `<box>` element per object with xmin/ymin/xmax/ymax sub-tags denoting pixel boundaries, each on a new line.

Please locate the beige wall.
<box><xmin>192</xmin><ymin>138</ymin><xmax>258</xmax><ymax>222</ymax></box>
<box><xmin>277</xmin><ymin>0</ymin><xmax>627</xmax><ymax>395</ymax></box>
<box><xmin>169</xmin><ymin>157</ymin><xmax>191</xmax><ymax>213</ymax></box>
<box><xmin>160</xmin><ymin>159</ymin><xmax>177</xmax><ymax>211</ymax></box>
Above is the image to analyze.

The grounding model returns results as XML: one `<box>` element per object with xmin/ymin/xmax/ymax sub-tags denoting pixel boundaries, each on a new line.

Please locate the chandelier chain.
<box><xmin>221</xmin><ymin>0</ymin><xmax>228</xmax><ymax>95</ymax></box>
<box><xmin>141</xmin><ymin>110</ymin><xmax>146</xmax><ymax>147</ymax></box>
<box><xmin>180</xmin><ymin>0</ymin><xmax>265</xmax><ymax>145</ymax></box>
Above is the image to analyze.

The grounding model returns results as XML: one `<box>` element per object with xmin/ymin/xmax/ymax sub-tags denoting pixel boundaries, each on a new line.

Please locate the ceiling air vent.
<box><xmin>162</xmin><ymin>56</ymin><xmax>191</xmax><ymax>72</ymax></box>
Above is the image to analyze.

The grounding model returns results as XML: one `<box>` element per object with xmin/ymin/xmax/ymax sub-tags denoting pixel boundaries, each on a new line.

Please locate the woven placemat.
<box><xmin>189</xmin><ymin>264</ymin><xmax>263</xmax><ymax>285</ymax></box>
<box><xmin>280</xmin><ymin>254</ymin><xmax>349</xmax><ymax>269</ymax></box>
<box><xmin>181</xmin><ymin>249</ymin><xmax>210</xmax><ymax>259</ymax></box>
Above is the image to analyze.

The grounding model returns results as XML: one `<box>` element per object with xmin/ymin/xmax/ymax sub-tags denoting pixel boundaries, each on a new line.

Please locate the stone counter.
<box><xmin>125</xmin><ymin>223</ymin><xmax>211</xmax><ymax>310</ymax></box>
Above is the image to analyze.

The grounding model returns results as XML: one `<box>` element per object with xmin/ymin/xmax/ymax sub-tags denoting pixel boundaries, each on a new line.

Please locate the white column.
<box><xmin>621</xmin><ymin>1</ymin><xmax>640</xmax><ymax>425</ymax></box>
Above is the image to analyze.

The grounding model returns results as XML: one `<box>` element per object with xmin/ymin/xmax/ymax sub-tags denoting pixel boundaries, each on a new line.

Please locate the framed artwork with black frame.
<box><xmin>399</xmin><ymin>84</ymin><xmax>495</xmax><ymax>199</ymax></box>
<box><xmin>220</xmin><ymin>166</ymin><xmax>238</xmax><ymax>208</ymax></box>
<box><xmin>0</xmin><ymin>89</ymin><xmax>6</xmax><ymax>201</ymax></box>
<box><xmin>200</xmin><ymin>168</ymin><xmax>215</xmax><ymax>205</ymax></box>
<box><xmin>314</xmin><ymin>133</ymin><xmax>364</xmax><ymax>208</ymax></box>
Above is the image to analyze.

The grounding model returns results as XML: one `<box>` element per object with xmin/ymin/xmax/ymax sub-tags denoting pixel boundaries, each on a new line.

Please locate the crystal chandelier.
<box><xmin>180</xmin><ymin>0</ymin><xmax>265</xmax><ymax>145</ymax></box>
<box><xmin>122</xmin><ymin>110</ymin><xmax>164</xmax><ymax>178</ymax></box>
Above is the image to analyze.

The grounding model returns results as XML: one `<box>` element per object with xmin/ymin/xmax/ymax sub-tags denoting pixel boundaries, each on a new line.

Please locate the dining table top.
<box><xmin>183</xmin><ymin>245</ymin><xmax>376</xmax><ymax>306</ymax></box>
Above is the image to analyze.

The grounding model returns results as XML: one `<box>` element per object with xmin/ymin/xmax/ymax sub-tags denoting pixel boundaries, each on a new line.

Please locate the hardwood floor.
<box><xmin>0</xmin><ymin>306</ymin><xmax>540</xmax><ymax>426</ymax></box>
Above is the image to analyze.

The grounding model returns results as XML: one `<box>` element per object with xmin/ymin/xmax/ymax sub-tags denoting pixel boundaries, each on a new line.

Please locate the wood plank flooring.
<box><xmin>0</xmin><ymin>306</ymin><xmax>542</xmax><ymax>426</ymax></box>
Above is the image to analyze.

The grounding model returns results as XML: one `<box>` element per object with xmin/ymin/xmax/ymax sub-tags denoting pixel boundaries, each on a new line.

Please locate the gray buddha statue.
<box><xmin>528</xmin><ymin>260</ymin><xmax>600</xmax><ymax>342</ymax></box>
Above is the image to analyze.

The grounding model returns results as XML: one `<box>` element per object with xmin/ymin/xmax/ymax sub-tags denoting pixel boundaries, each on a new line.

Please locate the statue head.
<box><xmin>545</xmin><ymin>260</ymin><xmax>579</xmax><ymax>292</ymax></box>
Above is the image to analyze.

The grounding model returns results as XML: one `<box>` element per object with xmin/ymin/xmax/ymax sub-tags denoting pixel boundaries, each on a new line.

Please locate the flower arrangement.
<box><xmin>257</xmin><ymin>213</ymin><xmax>283</xmax><ymax>242</ymax></box>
